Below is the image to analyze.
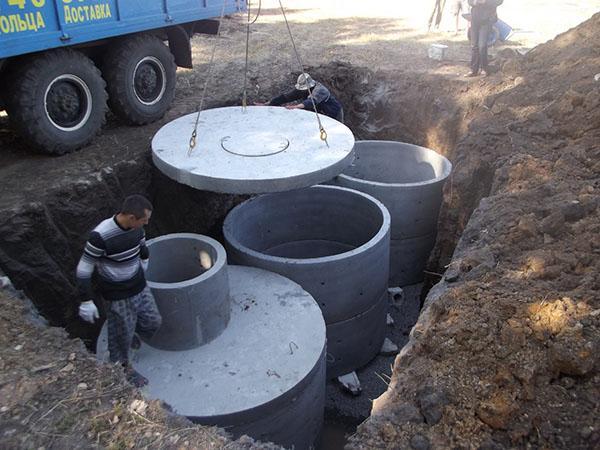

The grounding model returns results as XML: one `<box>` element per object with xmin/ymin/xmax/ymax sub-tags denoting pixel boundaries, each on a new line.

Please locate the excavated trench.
<box><xmin>0</xmin><ymin>63</ymin><xmax>487</xmax><ymax>448</ymax></box>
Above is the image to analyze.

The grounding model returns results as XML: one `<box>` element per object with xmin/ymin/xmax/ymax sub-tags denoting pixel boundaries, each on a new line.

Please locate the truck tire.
<box><xmin>102</xmin><ymin>35</ymin><xmax>177</xmax><ymax>125</ymax></box>
<box><xmin>5</xmin><ymin>49</ymin><xmax>107</xmax><ymax>155</ymax></box>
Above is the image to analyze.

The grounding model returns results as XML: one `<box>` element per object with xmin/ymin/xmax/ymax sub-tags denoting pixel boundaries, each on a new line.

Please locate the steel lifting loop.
<box><xmin>319</xmin><ymin>126</ymin><xmax>329</xmax><ymax>147</ymax></box>
<box><xmin>188</xmin><ymin>131</ymin><xmax>197</xmax><ymax>156</ymax></box>
<box><xmin>319</xmin><ymin>127</ymin><xmax>328</xmax><ymax>142</ymax></box>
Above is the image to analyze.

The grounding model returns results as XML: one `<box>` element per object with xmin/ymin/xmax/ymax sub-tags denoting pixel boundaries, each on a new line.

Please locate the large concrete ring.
<box><xmin>326</xmin><ymin>292</ymin><xmax>388</xmax><ymax>376</ymax></box>
<box><xmin>330</xmin><ymin>141</ymin><xmax>452</xmax><ymax>286</ymax></box>
<box><xmin>223</xmin><ymin>185</ymin><xmax>391</xmax><ymax>376</ymax></box>
<box><xmin>144</xmin><ymin>233</ymin><xmax>230</xmax><ymax>351</ymax></box>
<box><xmin>151</xmin><ymin>106</ymin><xmax>355</xmax><ymax>194</ymax></box>
<box><xmin>97</xmin><ymin>265</ymin><xmax>327</xmax><ymax>449</ymax></box>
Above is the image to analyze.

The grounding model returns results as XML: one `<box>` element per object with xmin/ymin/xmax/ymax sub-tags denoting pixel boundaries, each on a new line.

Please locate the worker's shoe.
<box><xmin>125</xmin><ymin>366</ymin><xmax>149</xmax><ymax>388</ymax></box>
<box><xmin>464</xmin><ymin>71</ymin><xmax>480</xmax><ymax>78</ymax></box>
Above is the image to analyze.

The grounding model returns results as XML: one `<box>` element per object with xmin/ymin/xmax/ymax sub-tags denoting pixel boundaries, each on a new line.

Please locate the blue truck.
<box><xmin>0</xmin><ymin>0</ymin><xmax>242</xmax><ymax>154</ymax></box>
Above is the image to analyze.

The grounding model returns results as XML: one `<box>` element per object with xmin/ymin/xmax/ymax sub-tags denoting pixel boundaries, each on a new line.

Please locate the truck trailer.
<box><xmin>0</xmin><ymin>0</ymin><xmax>242</xmax><ymax>154</ymax></box>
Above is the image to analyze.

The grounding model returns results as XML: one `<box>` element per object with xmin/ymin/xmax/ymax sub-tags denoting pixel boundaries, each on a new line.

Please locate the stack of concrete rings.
<box><xmin>99</xmin><ymin>233</ymin><xmax>327</xmax><ymax>449</ymax></box>
<box><xmin>223</xmin><ymin>185</ymin><xmax>391</xmax><ymax>377</ymax></box>
<box><xmin>330</xmin><ymin>141</ymin><xmax>452</xmax><ymax>286</ymax></box>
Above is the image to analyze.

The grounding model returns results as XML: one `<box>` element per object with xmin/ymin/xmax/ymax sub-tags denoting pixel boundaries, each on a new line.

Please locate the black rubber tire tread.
<box><xmin>102</xmin><ymin>34</ymin><xmax>177</xmax><ymax>125</ymax></box>
<box><xmin>4</xmin><ymin>49</ymin><xmax>107</xmax><ymax>155</ymax></box>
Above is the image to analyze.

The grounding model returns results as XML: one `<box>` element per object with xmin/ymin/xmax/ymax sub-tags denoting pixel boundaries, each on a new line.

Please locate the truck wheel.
<box><xmin>5</xmin><ymin>49</ymin><xmax>107</xmax><ymax>155</ymax></box>
<box><xmin>103</xmin><ymin>35</ymin><xmax>177</xmax><ymax>125</ymax></box>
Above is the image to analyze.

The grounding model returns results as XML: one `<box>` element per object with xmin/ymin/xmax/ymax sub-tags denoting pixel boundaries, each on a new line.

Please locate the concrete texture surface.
<box><xmin>330</xmin><ymin>141</ymin><xmax>451</xmax><ymax>285</ymax></box>
<box><xmin>151</xmin><ymin>106</ymin><xmax>355</xmax><ymax>194</ymax></box>
<box><xmin>324</xmin><ymin>284</ymin><xmax>422</xmax><ymax>424</ymax></box>
<box><xmin>223</xmin><ymin>185</ymin><xmax>391</xmax><ymax>377</ymax></box>
<box><xmin>389</xmin><ymin>233</ymin><xmax>437</xmax><ymax>288</ymax></box>
<box><xmin>98</xmin><ymin>265</ymin><xmax>327</xmax><ymax>449</ymax></box>
<box><xmin>325</xmin><ymin>292</ymin><xmax>388</xmax><ymax>376</ymax></box>
<box><xmin>145</xmin><ymin>233</ymin><xmax>230</xmax><ymax>351</ymax></box>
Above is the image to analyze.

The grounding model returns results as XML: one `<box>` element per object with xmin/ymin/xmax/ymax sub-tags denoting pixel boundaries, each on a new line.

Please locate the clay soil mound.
<box><xmin>349</xmin><ymin>13</ymin><xmax>600</xmax><ymax>450</ymax></box>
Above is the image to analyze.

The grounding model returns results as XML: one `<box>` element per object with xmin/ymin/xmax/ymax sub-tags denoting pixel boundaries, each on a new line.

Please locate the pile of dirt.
<box><xmin>349</xmin><ymin>13</ymin><xmax>600</xmax><ymax>449</ymax></box>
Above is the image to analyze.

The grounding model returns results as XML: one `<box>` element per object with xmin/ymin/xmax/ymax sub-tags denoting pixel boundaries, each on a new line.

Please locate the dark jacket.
<box><xmin>269</xmin><ymin>82</ymin><xmax>343</xmax><ymax>120</ymax></box>
<box><xmin>469</xmin><ymin>0</ymin><xmax>503</xmax><ymax>23</ymax></box>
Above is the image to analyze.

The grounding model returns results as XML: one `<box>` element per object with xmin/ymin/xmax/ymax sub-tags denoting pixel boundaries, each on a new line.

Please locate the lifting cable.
<box><xmin>277</xmin><ymin>0</ymin><xmax>329</xmax><ymax>147</ymax></box>
<box><xmin>188</xmin><ymin>0</ymin><xmax>229</xmax><ymax>156</ymax></box>
<box><xmin>242</xmin><ymin>0</ymin><xmax>261</xmax><ymax>110</ymax></box>
<box><xmin>189</xmin><ymin>0</ymin><xmax>329</xmax><ymax>156</ymax></box>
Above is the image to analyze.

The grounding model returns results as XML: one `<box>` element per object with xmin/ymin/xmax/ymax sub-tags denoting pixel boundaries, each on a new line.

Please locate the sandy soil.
<box><xmin>186</xmin><ymin>0</ymin><xmax>600</xmax><ymax>81</ymax></box>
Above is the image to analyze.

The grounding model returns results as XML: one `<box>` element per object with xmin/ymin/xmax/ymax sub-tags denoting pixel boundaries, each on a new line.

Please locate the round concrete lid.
<box><xmin>151</xmin><ymin>106</ymin><xmax>355</xmax><ymax>194</ymax></box>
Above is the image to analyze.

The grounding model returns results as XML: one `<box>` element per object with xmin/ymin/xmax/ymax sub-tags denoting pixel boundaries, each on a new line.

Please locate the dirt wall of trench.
<box><xmin>349</xmin><ymin>13</ymin><xmax>600</xmax><ymax>450</ymax></box>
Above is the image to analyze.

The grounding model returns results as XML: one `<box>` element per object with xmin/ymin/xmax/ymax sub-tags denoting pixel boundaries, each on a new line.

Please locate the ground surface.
<box><xmin>1</xmin><ymin>1</ymin><xmax>599</xmax><ymax>449</ymax></box>
<box><xmin>0</xmin><ymin>287</ymin><xmax>280</xmax><ymax>450</ymax></box>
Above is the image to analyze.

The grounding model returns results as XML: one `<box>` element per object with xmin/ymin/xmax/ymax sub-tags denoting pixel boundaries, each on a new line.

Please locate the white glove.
<box><xmin>79</xmin><ymin>300</ymin><xmax>99</xmax><ymax>323</ymax></box>
<box><xmin>199</xmin><ymin>250</ymin><xmax>213</xmax><ymax>270</ymax></box>
<box><xmin>141</xmin><ymin>259</ymin><xmax>149</xmax><ymax>272</ymax></box>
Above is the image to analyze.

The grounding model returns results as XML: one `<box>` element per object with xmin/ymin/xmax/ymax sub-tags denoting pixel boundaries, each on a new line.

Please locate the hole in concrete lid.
<box><xmin>146</xmin><ymin>237</ymin><xmax>220</xmax><ymax>284</ymax></box>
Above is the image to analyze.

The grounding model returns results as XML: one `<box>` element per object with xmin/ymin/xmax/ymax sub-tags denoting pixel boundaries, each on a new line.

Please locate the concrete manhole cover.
<box><xmin>151</xmin><ymin>106</ymin><xmax>355</xmax><ymax>194</ymax></box>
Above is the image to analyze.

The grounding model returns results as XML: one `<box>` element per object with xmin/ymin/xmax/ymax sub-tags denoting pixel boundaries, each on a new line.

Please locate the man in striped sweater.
<box><xmin>76</xmin><ymin>194</ymin><xmax>162</xmax><ymax>387</ymax></box>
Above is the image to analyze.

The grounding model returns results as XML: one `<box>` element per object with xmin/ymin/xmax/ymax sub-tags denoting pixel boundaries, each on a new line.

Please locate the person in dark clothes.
<box><xmin>256</xmin><ymin>73</ymin><xmax>344</xmax><ymax>122</ymax></box>
<box><xmin>76</xmin><ymin>194</ymin><xmax>161</xmax><ymax>387</ymax></box>
<box><xmin>466</xmin><ymin>0</ymin><xmax>503</xmax><ymax>77</ymax></box>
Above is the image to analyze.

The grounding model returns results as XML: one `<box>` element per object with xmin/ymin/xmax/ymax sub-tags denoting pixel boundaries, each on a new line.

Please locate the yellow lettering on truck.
<box><xmin>0</xmin><ymin>16</ymin><xmax>10</xmax><ymax>34</ymax></box>
<box><xmin>63</xmin><ymin>2</ymin><xmax>112</xmax><ymax>24</ymax></box>
<box><xmin>36</xmin><ymin>11</ymin><xmax>45</xmax><ymax>29</ymax></box>
<box><xmin>64</xmin><ymin>5</ymin><xmax>72</xmax><ymax>23</ymax></box>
